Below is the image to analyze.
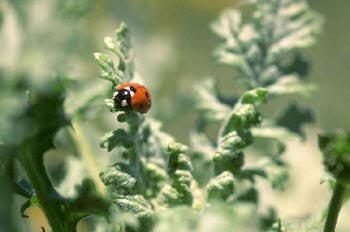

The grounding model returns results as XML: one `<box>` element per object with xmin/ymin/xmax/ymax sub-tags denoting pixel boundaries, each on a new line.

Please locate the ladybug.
<box><xmin>113</xmin><ymin>83</ymin><xmax>152</xmax><ymax>114</ymax></box>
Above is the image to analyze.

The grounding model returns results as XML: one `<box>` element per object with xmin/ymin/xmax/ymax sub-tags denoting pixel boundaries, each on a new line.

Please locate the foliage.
<box><xmin>93</xmin><ymin>0</ymin><xmax>324</xmax><ymax>230</ymax></box>
<box><xmin>0</xmin><ymin>77</ymin><xmax>110</xmax><ymax>232</ymax></box>
<box><xmin>3</xmin><ymin>0</ymin><xmax>350</xmax><ymax>232</ymax></box>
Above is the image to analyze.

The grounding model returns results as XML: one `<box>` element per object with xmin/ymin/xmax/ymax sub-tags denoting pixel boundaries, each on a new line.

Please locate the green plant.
<box><xmin>2</xmin><ymin>0</ymin><xmax>350</xmax><ymax>231</ymax></box>
<box><xmin>92</xmin><ymin>0</ymin><xmax>330</xmax><ymax>231</ymax></box>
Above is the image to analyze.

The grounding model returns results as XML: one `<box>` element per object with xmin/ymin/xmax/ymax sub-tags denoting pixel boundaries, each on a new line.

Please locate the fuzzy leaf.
<box><xmin>112</xmin><ymin>194</ymin><xmax>153</xmax><ymax>219</ymax></box>
<box><xmin>260</xmin><ymin>0</ymin><xmax>323</xmax><ymax>63</ymax></box>
<box><xmin>93</xmin><ymin>53</ymin><xmax>124</xmax><ymax>85</ymax></box>
<box><xmin>100</xmin><ymin>166</ymin><xmax>137</xmax><ymax>195</ymax></box>
<box><xmin>206</xmin><ymin>171</ymin><xmax>235</xmax><ymax>200</ymax></box>
<box><xmin>194</xmin><ymin>79</ymin><xmax>231</xmax><ymax>121</ymax></box>
<box><xmin>100</xmin><ymin>129</ymin><xmax>134</xmax><ymax>152</ymax></box>
<box><xmin>212</xmin><ymin>0</ymin><xmax>322</xmax><ymax>87</ymax></box>
<box><xmin>268</xmin><ymin>75</ymin><xmax>317</xmax><ymax>96</ymax></box>
<box><xmin>212</xmin><ymin>9</ymin><xmax>261</xmax><ymax>87</ymax></box>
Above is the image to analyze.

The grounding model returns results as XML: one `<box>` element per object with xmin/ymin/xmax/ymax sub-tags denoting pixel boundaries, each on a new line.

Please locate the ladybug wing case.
<box><xmin>131</xmin><ymin>85</ymin><xmax>152</xmax><ymax>113</ymax></box>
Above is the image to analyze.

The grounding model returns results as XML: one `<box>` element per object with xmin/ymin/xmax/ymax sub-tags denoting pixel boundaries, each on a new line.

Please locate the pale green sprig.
<box><xmin>212</xmin><ymin>0</ymin><xmax>323</xmax><ymax>88</ymax></box>
<box><xmin>157</xmin><ymin>143</ymin><xmax>194</xmax><ymax>207</ymax></box>
<box><xmin>206</xmin><ymin>171</ymin><xmax>235</xmax><ymax>201</ymax></box>
<box><xmin>94</xmin><ymin>22</ymin><xmax>134</xmax><ymax>87</ymax></box>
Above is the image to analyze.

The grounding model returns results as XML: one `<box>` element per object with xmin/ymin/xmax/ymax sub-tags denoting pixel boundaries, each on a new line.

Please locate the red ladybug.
<box><xmin>113</xmin><ymin>83</ymin><xmax>152</xmax><ymax>114</ymax></box>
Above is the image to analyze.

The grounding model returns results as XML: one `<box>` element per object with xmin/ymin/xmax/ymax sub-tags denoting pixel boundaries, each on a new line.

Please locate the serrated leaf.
<box><xmin>268</xmin><ymin>75</ymin><xmax>317</xmax><ymax>96</ymax></box>
<box><xmin>276</xmin><ymin>103</ymin><xmax>314</xmax><ymax>138</ymax></box>
<box><xmin>212</xmin><ymin>9</ymin><xmax>261</xmax><ymax>87</ymax></box>
<box><xmin>262</xmin><ymin>0</ymin><xmax>323</xmax><ymax>63</ymax></box>
<box><xmin>100</xmin><ymin>128</ymin><xmax>134</xmax><ymax>152</ymax></box>
<box><xmin>252</xmin><ymin>124</ymin><xmax>299</xmax><ymax>154</ymax></box>
<box><xmin>207</xmin><ymin>171</ymin><xmax>235</xmax><ymax>200</ymax></box>
<box><xmin>113</xmin><ymin>194</ymin><xmax>153</xmax><ymax>219</ymax></box>
<box><xmin>194</xmin><ymin>79</ymin><xmax>231</xmax><ymax>121</ymax></box>
<box><xmin>212</xmin><ymin>0</ymin><xmax>322</xmax><ymax>88</ymax></box>
<box><xmin>93</xmin><ymin>53</ymin><xmax>124</xmax><ymax>85</ymax></box>
<box><xmin>100</xmin><ymin>166</ymin><xmax>137</xmax><ymax>195</ymax></box>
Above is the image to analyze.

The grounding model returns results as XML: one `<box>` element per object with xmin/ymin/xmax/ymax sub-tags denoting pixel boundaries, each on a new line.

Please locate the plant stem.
<box><xmin>68</xmin><ymin>121</ymin><xmax>107</xmax><ymax>196</ymax></box>
<box><xmin>323</xmin><ymin>181</ymin><xmax>346</xmax><ymax>232</ymax></box>
<box><xmin>19</xmin><ymin>144</ymin><xmax>72</xmax><ymax>232</ymax></box>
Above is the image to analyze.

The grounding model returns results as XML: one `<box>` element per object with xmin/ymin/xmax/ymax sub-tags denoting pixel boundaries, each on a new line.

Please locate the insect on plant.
<box><xmin>1</xmin><ymin>0</ymin><xmax>349</xmax><ymax>232</ymax></box>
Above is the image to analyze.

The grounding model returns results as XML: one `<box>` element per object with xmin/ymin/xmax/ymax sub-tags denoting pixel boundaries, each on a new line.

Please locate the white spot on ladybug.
<box><xmin>122</xmin><ymin>87</ymin><xmax>134</xmax><ymax>97</ymax></box>
<box><xmin>113</xmin><ymin>91</ymin><xmax>119</xmax><ymax>98</ymax></box>
<box><xmin>121</xmin><ymin>100</ymin><xmax>128</xmax><ymax>107</ymax></box>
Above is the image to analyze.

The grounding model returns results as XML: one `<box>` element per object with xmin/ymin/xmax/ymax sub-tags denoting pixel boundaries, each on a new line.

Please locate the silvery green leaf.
<box><xmin>100</xmin><ymin>128</ymin><xmax>133</xmax><ymax>152</ymax></box>
<box><xmin>268</xmin><ymin>75</ymin><xmax>317</xmax><ymax>96</ymax></box>
<box><xmin>194</xmin><ymin>79</ymin><xmax>231</xmax><ymax>121</ymax></box>
<box><xmin>215</xmin><ymin>88</ymin><xmax>268</xmax><ymax>174</ymax></box>
<box><xmin>211</xmin><ymin>9</ymin><xmax>262</xmax><ymax>87</ymax></box>
<box><xmin>212</xmin><ymin>0</ymin><xmax>322</xmax><ymax>88</ymax></box>
<box><xmin>263</xmin><ymin>0</ymin><xmax>323</xmax><ymax>63</ymax></box>
<box><xmin>93</xmin><ymin>53</ymin><xmax>124</xmax><ymax>85</ymax></box>
<box><xmin>114</xmin><ymin>23</ymin><xmax>134</xmax><ymax>82</ymax></box>
<box><xmin>99</xmin><ymin>166</ymin><xmax>137</xmax><ymax>195</ymax></box>
<box><xmin>189</xmin><ymin>129</ymin><xmax>215</xmax><ymax>160</ymax></box>
<box><xmin>141</xmin><ymin>118</ymin><xmax>175</xmax><ymax>164</ymax></box>
<box><xmin>257</xmin><ymin>158</ymin><xmax>289</xmax><ymax>190</ymax></box>
<box><xmin>112</xmin><ymin>194</ymin><xmax>153</xmax><ymax>219</ymax></box>
<box><xmin>206</xmin><ymin>171</ymin><xmax>235</xmax><ymax>200</ymax></box>
<box><xmin>252</xmin><ymin>124</ymin><xmax>300</xmax><ymax>154</ymax></box>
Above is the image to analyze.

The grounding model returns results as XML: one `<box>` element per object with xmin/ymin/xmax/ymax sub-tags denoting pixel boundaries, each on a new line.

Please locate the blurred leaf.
<box><xmin>257</xmin><ymin>158</ymin><xmax>289</xmax><ymax>191</ymax></box>
<box><xmin>211</xmin><ymin>8</ymin><xmax>261</xmax><ymax>87</ymax></box>
<box><xmin>68</xmin><ymin>179</ymin><xmax>110</xmax><ymax>224</ymax></box>
<box><xmin>56</xmin><ymin>157</ymin><xmax>88</xmax><ymax>198</ymax></box>
<box><xmin>268</xmin><ymin>75</ymin><xmax>317</xmax><ymax>96</ymax></box>
<box><xmin>252</xmin><ymin>123</ymin><xmax>299</xmax><ymax>154</ymax></box>
<box><xmin>258</xmin><ymin>0</ymin><xmax>323</xmax><ymax>63</ymax></box>
<box><xmin>194</xmin><ymin>79</ymin><xmax>231</xmax><ymax>121</ymax></box>
<box><xmin>235</xmin><ymin>187</ymin><xmax>259</xmax><ymax>204</ymax></box>
<box><xmin>318</xmin><ymin>130</ymin><xmax>350</xmax><ymax>184</ymax></box>
<box><xmin>112</xmin><ymin>194</ymin><xmax>153</xmax><ymax>221</ymax></box>
<box><xmin>20</xmin><ymin>196</ymin><xmax>40</xmax><ymax>218</ymax></box>
<box><xmin>276</xmin><ymin>103</ymin><xmax>314</xmax><ymax>138</ymax></box>
<box><xmin>56</xmin><ymin>0</ymin><xmax>94</xmax><ymax>20</ymax></box>
<box><xmin>212</xmin><ymin>0</ymin><xmax>322</xmax><ymax>87</ymax></box>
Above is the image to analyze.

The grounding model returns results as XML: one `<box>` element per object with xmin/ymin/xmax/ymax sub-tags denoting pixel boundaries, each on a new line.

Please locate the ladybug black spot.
<box><xmin>145</xmin><ymin>91</ymin><xmax>149</xmax><ymax>99</ymax></box>
<box><xmin>130</xmin><ymin>86</ymin><xmax>137</xmax><ymax>93</ymax></box>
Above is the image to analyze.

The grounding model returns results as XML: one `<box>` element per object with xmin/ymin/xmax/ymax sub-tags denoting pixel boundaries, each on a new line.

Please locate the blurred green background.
<box><xmin>1</xmin><ymin>0</ymin><xmax>350</xmax><ymax>231</ymax></box>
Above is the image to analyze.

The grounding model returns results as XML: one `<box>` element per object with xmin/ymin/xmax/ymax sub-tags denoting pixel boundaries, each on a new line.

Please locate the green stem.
<box><xmin>128</xmin><ymin>114</ymin><xmax>145</xmax><ymax>194</ymax></box>
<box><xmin>68</xmin><ymin>121</ymin><xmax>107</xmax><ymax>196</ymax></box>
<box><xmin>18</xmin><ymin>144</ymin><xmax>74</xmax><ymax>232</ymax></box>
<box><xmin>323</xmin><ymin>181</ymin><xmax>346</xmax><ymax>232</ymax></box>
